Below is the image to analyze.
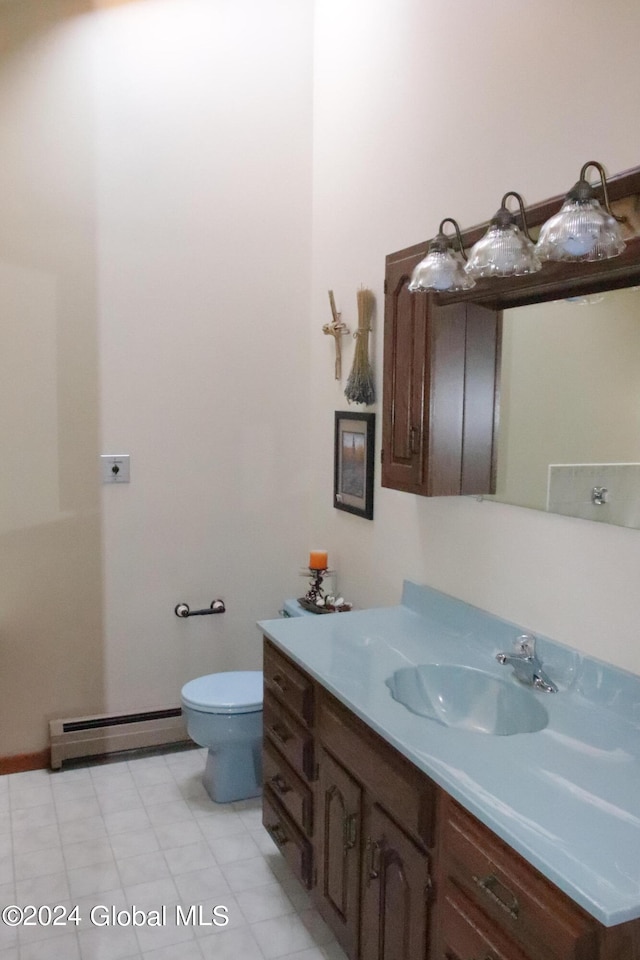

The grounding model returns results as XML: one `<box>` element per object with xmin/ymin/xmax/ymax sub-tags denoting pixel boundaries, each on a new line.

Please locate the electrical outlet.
<box><xmin>101</xmin><ymin>454</ymin><xmax>130</xmax><ymax>483</ymax></box>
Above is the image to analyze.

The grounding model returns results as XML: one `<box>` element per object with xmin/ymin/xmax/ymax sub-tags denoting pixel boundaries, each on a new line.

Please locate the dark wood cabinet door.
<box><xmin>360</xmin><ymin>802</ymin><xmax>432</xmax><ymax>960</ymax></box>
<box><xmin>315</xmin><ymin>748</ymin><xmax>362</xmax><ymax>958</ymax></box>
<box><xmin>382</xmin><ymin>249</ymin><xmax>500</xmax><ymax>497</ymax></box>
<box><xmin>430</xmin><ymin>300</ymin><xmax>501</xmax><ymax>496</ymax></box>
<box><xmin>382</xmin><ymin>254</ymin><xmax>428</xmax><ymax>493</ymax></box>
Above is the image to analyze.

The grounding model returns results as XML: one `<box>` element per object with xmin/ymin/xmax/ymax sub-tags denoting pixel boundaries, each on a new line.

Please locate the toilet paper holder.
<box><xmin>175</xmin><ymin>600</ymin><xmax>226</xmax><ymax>618</ymax></box>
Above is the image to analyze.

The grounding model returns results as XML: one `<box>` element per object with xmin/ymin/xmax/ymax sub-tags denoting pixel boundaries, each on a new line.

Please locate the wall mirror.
<box><xmin>489</xmin><ymin>286</ymin><xmax>640</xmax><ymax>527</ymax></box>
<box><xmin>433</xmin><ymin>164</ymin><xmax>640</xmax><ymax>530</ymax></box>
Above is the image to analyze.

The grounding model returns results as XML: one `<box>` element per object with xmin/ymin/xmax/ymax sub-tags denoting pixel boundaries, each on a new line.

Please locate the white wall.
<box><xmin>0</xmin><ymin>0</ymin><xmax>105</xmax><ymax>757</ymax></box>
<box><xmin>0</xmin><ymin>0</ymin><xmax>313</xmax><ymax>755</ymax></box>
<box><xmin>91</xmin><ymin>0</ymin><xmax>314</xmax><ymax>712</ymax></box>
<box><xmin>310</xmin><ymin>0</ymin><xmax>640</xmax><ymax>675</ymax></box>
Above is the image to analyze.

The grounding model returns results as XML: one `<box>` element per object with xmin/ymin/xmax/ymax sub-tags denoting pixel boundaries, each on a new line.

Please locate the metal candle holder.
<box><xmin>304</xmin><ymin>567</ymin><xmax>328</xmax><ymax>604</ymax></box>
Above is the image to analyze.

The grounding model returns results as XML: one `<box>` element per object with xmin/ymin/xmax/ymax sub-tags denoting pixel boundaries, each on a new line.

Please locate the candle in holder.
<box><xmin>309</xmin><ymin>549</ymin><xmax>328</xmax><ymax>570</ymax></box>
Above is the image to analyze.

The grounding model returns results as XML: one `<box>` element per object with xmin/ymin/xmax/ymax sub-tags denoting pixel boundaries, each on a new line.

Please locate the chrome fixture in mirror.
<box><xmin>408</xmin><ymin>218</ymin><xmax>475</xmax><ymax>293</ymax></box>
<box><xmin>465</xmin><ymin>191</ymin><xmax>541</xmax><ymax>279</ymax></box>
<box><xmin>535</xmin><ymin>161</ymin><xmax>626</xmax><ymax>262</ymax></box>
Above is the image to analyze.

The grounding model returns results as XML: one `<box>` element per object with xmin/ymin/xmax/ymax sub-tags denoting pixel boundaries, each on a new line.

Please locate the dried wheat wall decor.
<box><xmin>345</xmin><ymin>287</ymin><xmax>375</xmax><ymax>405</ymax></box>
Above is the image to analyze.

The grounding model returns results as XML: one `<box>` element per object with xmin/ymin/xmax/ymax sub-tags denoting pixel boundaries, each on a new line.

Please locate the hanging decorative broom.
<box><xmin>345</xmin><ymin>287</ymin><xmax>375</xmax><ymax>405</ymax></box>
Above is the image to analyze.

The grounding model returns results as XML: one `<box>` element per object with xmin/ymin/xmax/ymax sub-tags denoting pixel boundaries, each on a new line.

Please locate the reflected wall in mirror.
<box><xmin>488</xmin><ymin>286</ymin><xmax>640</xmax><ymax>528</ymax></box>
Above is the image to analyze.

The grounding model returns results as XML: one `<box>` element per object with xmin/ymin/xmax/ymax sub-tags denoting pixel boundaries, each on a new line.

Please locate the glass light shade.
<box><xmin>535</xmin><ymin>196</ymin><xmax>626</xmax><ymax>262</ymax></box>
<box><xmin>465</xmin><ymin>222</ymin><xmax>541</xmax><ymax>279</ymax></box>
<box><xmin>408</xmin><ymin>246</ymin><xmax>475</xmax><ymax>292</ymax></box>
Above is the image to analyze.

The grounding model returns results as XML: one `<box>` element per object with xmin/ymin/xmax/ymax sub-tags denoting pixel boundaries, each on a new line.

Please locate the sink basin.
<box><xmin>387</xmin><ymin>664</ymin><xmax>549</xmax><ymax>736</ymax></box>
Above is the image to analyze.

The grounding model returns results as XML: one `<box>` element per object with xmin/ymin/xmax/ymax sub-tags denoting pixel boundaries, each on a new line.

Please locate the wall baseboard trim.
<box><xmin>0</xmin><ymin>750</ymin><xmax>50</xmax><ymax>775</ymax></box>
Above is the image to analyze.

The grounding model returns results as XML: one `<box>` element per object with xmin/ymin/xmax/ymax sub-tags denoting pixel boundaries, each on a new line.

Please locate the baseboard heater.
<box><xmin>49</xmin><ymin>707</ymin><xmax>190</xmax><ymax>770</ymax></box>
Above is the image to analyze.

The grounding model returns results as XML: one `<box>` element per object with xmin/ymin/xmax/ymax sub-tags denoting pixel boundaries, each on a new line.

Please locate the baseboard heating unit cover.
<box><xmin>49</xmin><ymin>707</ymin><xmax>190</xmax><ymax>769</ymax></box>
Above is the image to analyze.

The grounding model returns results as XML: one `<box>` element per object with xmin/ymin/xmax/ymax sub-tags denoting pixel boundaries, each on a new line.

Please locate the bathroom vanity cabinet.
<box><xmin>262</xmin><ymin>637</ymin><xmax>640</xmax><ymax>960</ymax></box>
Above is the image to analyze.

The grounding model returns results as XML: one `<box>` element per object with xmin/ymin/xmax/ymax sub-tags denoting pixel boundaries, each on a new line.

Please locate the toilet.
<box><xmin>180</xmin><ymin>670</ymin><xmax>263</xmax><ymax>803</ymax></box>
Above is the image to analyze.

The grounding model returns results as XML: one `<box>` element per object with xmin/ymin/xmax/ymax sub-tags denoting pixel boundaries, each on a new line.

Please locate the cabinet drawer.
<box><xmin>439</xmin><ymin>882</ymin><xmax>530</xmax><ymax>960</ymax></box>
<box><xmin>263</xmin><ymin>737</ymin><xmax>313</xmax><ymax>836</ymax></box>
<box><xmin>319</xmin><ymin>690</ymin><xmax>436</xmax><ymax>847</ymax></box>
<box><xmin>263</xmin><ymin>788</ymin><xmax>313</xmax><ymax>889</ymax></box>
<box><xmin>264</xmin><ymin>691</ymin><xmax>315</xmax><ymax>781</ymax></box>
<box><xmin>441</xmin><ymin>798</ymin><xmax>595</xmax><ymax>960</ymax></box>
<box><xmin>264</xmin><ymin>642</ymin><xmax>314</xmax><ymax>727</ymax></box>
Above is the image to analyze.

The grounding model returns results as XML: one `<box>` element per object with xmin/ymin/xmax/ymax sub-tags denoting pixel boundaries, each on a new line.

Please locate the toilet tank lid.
<box><xmin>181</xmin><ymin>670</ymin><xmax>263</xmax><ymax>714</ymax></box>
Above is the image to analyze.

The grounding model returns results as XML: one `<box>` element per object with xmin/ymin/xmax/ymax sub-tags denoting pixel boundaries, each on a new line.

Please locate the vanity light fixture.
<box><xmin>535</xmin><ymin>161</ymin><xmax>626</xmax><ymax>262</ymax></box>
<box><xmin>408</xmin><ymin>218</ymin><xmax>475</xmax><ymax>293</ymax></box>
<box><xmin>465</xmin><ymin>191</ymin><xmax>541</xmax><ymax>279</ymax></box>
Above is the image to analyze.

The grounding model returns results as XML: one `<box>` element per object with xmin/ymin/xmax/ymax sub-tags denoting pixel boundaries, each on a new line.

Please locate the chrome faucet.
<box><xmin>496</xmin><ymin>634</ymin><xmax>558</xmax><ymax>693</ymax></box>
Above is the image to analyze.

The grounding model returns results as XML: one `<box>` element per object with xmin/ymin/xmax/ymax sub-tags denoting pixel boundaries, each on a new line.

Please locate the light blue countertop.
<box><xmin>259</xmin><ymin>581</ymin><xmax>640</xmax><ymax>928</ymax></box>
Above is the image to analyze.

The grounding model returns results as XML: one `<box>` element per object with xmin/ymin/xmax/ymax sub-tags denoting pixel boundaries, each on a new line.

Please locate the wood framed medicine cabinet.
<box><xmin>381</xmin><ymin>164</ymin><xmax>640</xmax><ymax>498</ymax></box>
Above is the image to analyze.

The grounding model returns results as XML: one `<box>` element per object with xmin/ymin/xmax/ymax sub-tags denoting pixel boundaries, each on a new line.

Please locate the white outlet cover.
<box><xmin>101</xmin><ymin>454</ymin><xmax>130</xmax><ymax>483</ymax></box>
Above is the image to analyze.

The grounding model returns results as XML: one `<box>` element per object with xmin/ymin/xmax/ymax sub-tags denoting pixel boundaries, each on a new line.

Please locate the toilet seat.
<box><xmin>181</xmin><ymin>670</ymin><xmax>263</xmax><ymax>715</ymax></box>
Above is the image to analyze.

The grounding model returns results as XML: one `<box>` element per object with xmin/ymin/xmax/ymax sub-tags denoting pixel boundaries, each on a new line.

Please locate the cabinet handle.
<box><xmin>270</xmin><ymin>773</ymin><xmax>291</xmax><ymax>795</ymax></box>
<box><xmin>343</xmin><ymin>812</ymin><xmax>357</xmax><ymax>852</ymax></box>
<box><xmin>424</xmin><ymin>874</ymin><xmax>433</xmax><ymax>902</ymax></box>
<box><xmin>268</xmin><ymin>822</ymin><xmax>289</xmax><ymax>848</ymax></box>
<box><xmin>271</xmin><ymin>673</ymin><xmax>288</xmax><ymax>695</ymax></box>
<box><xmin>472</xmin><ymin>873</ymin><xmax>519</xmax><ymax>920</ymax></box>
<box><xmin>269</xmin><ymin>723</ymin><xmax>292</xmax><ymax>745</ymax></box>
<box><xmin>410</xmin><ymin>427</ymin><xmax>419</xmax><ymax>455</ymax></box>
<box><xmin>365</xmin><ymin>838</ymin><xmax>381</xmax><ymax>880</ymax></box>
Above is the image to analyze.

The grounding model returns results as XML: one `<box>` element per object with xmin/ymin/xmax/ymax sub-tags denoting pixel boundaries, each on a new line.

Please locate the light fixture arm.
<box><xmin>437</xmin><ymin>217</ymin><xmax>468</xmax><ymax>259</ymax></box>
<box><xmin>576</xmin><ymin>161</ymin><xmax>625</xmax><ymax>223</ymax></box>
<box><xmin>497</xmin><ymin>191</ymin><xmax>534</xmax><ymax>241</ymax></box>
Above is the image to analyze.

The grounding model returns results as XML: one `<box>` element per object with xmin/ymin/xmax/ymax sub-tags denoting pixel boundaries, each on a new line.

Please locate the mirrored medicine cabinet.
<box><xmin>381</xmin><ymin>164</ymin><xmax>640</xmax><ymax>529</ymax></box>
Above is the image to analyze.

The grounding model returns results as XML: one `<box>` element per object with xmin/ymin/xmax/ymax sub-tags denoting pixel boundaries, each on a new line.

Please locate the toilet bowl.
<box><xmin>181</xmin><ymin>670</ymin><xmax>263</xmax><ymax>803</ymax></box>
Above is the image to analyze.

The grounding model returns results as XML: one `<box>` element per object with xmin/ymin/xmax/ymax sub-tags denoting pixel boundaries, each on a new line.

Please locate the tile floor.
<box><xmin>0</xmin><ymin>747</ymin><xmax>348</xmax><ymax>960</ymax></box>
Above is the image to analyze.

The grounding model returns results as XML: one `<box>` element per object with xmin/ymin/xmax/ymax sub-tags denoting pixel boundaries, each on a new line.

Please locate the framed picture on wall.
<box><xmin>333</xmin><ymin>411</ymin><xmax>375</xmax><ymax>520</ymax></box>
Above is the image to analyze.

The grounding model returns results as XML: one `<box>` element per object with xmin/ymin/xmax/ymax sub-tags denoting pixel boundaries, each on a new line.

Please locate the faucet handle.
<box><xmin>514</xmin><ymin>634</ymin><xmax>536</xmax><ymax>656</ymax></box>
